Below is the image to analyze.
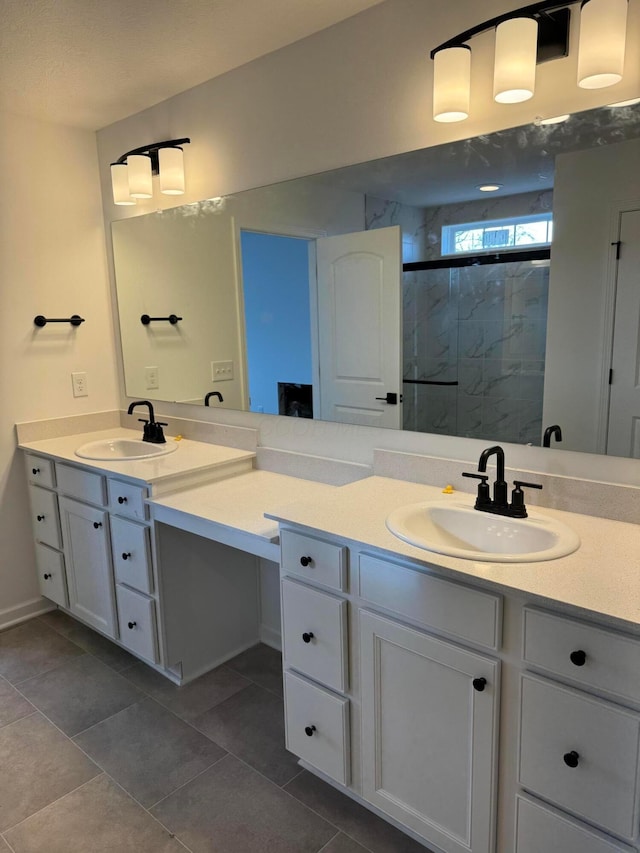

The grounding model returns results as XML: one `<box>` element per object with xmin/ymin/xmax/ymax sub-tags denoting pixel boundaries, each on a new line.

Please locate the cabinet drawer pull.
<box><xmin>32</xmin><ymin>467</ymin><xmax>40</xmax><ymax>475</ymax></box>
<box><xmin>569</xmin><ymin>649</ymin><xmax>587</xmax><ymax>667</ymax></box>
<box><xmin>302</xmin><ymin>632</ymin><xmax>315</xmax><ymax>644</ymax></box>
<box><xmin>36</xmin><ymin>514</ymin><xmax>45</xmax><ymax>521</ymax></box>
<box><xmin>93</xmin><ymin>521</ymin><xmax>103</xmax><ymax>529</ymax></box>
<box><xmin>117</xmin><ymin>496</ymin><xmax>128</xmax><ymax>504</ymax></box>
<box><xmin>563</xmin><ymin>750</ymin><xmax>580</xmax><ymax>768</ymax></box>
<box><xmin>473</xmin><ymin>677</ymin><xmax>487</xmax><ymax>692</ymax></box>
<box><xmin>304</xmin><ymin>725</ymin><xmax>317</xmax><ymax>737</ymax></box>
<box><xmin>122</xmin><ymin>552</ymin><xmax>132</xmax><ymax>560</ymax></box>
<box><xmin>127</xmin><ymin>621</ymin><xmax>137</xmax><ymax>630</ymax></box>
<box><xmin>300</xmin><ymin>555</ymin><xmax>313</xmax><ymax>567</ymax></box>
<box><xmin>43</xmin><ymin>573</ymin><xmax>52</xmax><ymax>580</ymax></box>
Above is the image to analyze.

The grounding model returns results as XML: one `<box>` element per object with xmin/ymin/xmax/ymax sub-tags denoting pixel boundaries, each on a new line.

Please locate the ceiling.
<box><xmin>0</xmin><ymin>0</ymin><xmax>384</xmax><ymax>130</ymax></box>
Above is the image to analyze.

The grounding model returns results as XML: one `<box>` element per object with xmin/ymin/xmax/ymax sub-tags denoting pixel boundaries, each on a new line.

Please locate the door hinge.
<box><xmin>611</xmin><ymin>240</ymin><xmax>622</xmax><ymax>260</ymax></box>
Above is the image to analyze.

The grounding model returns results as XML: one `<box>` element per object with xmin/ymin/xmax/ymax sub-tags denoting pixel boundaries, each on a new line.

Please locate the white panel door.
<box><xmin>316</xmin><ymin>226</ymin><xmax>402</xmax><ymax>428</ymax></box>
<box><xmin>360</xmin><ymin>610</ymin><xmax>499</xmax><ymax>853</ymax></box>
<box><xmin>607</xmin><ymin>208</ymin><xmax>640</xmax><ymax>457</ymax></box>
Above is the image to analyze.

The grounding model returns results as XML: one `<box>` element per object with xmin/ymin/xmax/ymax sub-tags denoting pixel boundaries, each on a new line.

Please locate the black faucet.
<box><xmin>204</xmin><ymin>391</ymin><xmax>224</xmax><ymax>406</ymax></box>
<box><xmin>463</xmin><ymin>445</ymin><xmax>542</xmax><ymax>518</ymax></box>
<box><xmin>127</xmin><ymin>400</ymin><xmax>167</xmax><ymax>444</ymax></box>
<box><xmin>543</xmin><ymin>424</ymin><xmax>562</xmax><ymax>448</ymax></box>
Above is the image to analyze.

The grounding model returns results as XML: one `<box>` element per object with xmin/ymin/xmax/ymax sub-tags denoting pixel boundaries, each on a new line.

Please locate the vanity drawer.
<box><xmin>25</xmin><ymin>454</ymin><xmax>55</xmax><ymax>489</ymax></box>
<box><xmin>56</xmin><ymin>463</ymin><xmax>106</xmax><ymax>506</ymax></box>
<box><xmin>518</xmin><ymin>673</ymin><xmax>640</xmax><ymax>841</ymax></box>
<box><xmin>523</xmin><ymin>607</ymin><xmax>640</xmax><ymax>704</ymax></box>
<box><xmin>35</xmin><ymin>543</ymin><xmax>68</xmax><ymax>608</ymax></box>
<box><xmin>115</xmin><ymin>585</ymin><xmax>158</xmax><ymax>664</ymax></box>
<box><xmin>280</xmin><ymin>529</ymin><xmax>346</xmax><ymax>592</ymax></box>
<box><xmin>282</xmin><ymin>578</ymin><xmax>348</xmax><ymax>694</ymax></box>
<box><xmin>108</xmin><ymin>479</ymin><xmax>148</xmax><ymax>521</ymax></box>
<box><xmin>29</xmin><ymin>485</ymin><xmax>62</xmax><ymax>549</ymax></box>
<box><xmin>284</xmin><ymin>670</ymin><xmax>350</xmax><ymax>786</ymax></box>
<box><xmin>515</xmin><ymin>795</ymin><xmax>635</xmax><ymax>853</ymax></box>
<box><xmin>110</xmin><ymin>517</ymin><xmax>152</xmax><ymax>594</ymax></box>
<box><xmin>358</xmin><ymin>553</ymin><xmax>502</xmax><ymax>650</ymax></box>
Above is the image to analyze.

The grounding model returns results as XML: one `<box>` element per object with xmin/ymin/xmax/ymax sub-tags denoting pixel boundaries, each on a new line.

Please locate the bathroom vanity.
<box><xmin>19</xmin><ymin>429</ymin><xmax>640</xmax><ymax>853</ymax></box>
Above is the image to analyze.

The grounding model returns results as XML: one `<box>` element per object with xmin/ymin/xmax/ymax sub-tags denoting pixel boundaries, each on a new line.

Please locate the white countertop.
<box><xmin>266</xmin><ymin>476</ymin><xmax>640</xmax><ymax>629</ymax></box>
<box><xmin>20</xmin><ymin>428</ymin><xmax>255</xmax><ymax>493</ymax></box>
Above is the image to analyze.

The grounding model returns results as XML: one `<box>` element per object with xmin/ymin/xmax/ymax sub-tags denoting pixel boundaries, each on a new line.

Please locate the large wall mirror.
<box><xmin>112</xmin><ymin>104</ymin><xmax>640</xmax><ymax>458</ymax></box>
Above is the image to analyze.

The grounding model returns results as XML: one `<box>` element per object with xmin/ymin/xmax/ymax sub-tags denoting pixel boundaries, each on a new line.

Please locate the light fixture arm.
<box><xmin>111</xmin><ymin>137</ymin><xmax>190</xmax><ymax>174</ymax></box>
<box><xmin>430</xmin><ymin>0</ymin><xmax>589</xmax><ymax>61</ymax></box>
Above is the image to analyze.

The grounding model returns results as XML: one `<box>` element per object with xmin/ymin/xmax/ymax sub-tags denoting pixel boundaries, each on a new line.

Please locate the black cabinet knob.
<box><xmin>563</xmin><ymin>750</ymin><xmax>580</xmax><ymax>768</ymax></box>
<box><xmin>43</xmin><ymin>573</ymin><xmax>51</xmax><ymax>580</ymax></box>
<box><xmin>300</xmin><ymin>556</ymin><xmax>313</xmax><ymax>567</ymax></box>
<box><xmin>570</xmin><ymin>650</ymin><xmax>587</xmax><ymax>667</ymax></box>
<box><xmin>302</xmin><ymin>632</ymin><xmax>315</xmax><ymax>644</ymax></box>
<box><xmin>473</xmin><ymin>677</ymin><xmax>487</xmax><ymax>692</ymax></box>
<box><xmin>93</xmin><ymin>521</ymin><xmax>102</xmax><ymax>529</ymax></box>
<box><xmin>122</xmin><ymin>552</ymin><xmax>132</xmax><ymax>561</ymax></box>
<box><xmin>118</xmin><ymin>496</ymin><xmax>127</xmax><ymax>504</ymax></box>
<box><xmin>127</xmin><ymin>621</ymin><xmax>137</xmax><ymax>630</ymax></box>
<box><xmin>32</xmin><ymin>468</ymin><xmax>40</xmax><ymax>475</ymax></box>
<box><xmin>304</xmin><ymin>725</ymin><xmax>317</xmax><ymax>737</ymax></box>
<box><xmin>36</xmin><ymin>514</ymin><xmax>45</xmax><ymax>521</ymax></box>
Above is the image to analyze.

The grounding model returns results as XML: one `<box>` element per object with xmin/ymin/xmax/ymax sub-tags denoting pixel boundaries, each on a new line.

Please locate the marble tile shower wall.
<box><xmin>403</xmin><ymin>262</ymin><xmax>549</xmax><ymax>445</ymax></box>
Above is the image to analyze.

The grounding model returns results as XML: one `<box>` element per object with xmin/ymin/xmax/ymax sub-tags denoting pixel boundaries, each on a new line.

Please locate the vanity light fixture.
<box><xmin>535</xmin><ymin>113</ymin><xmax>571</xmax><ymax>124</ymax></box>
<box><xmin>477</xmin><ymin>183</ymin><xmax>503</xmax><ymax>192</ymax></box>
<box><xmin>110</xmin><ymin>138</ymin><xmax>190</xmax><ymax>205</ymax></box>
<box><xmin>608</xmin><ymin>96</ymin><xmax>640</xmax><ymax>107</ymax></box>
<box><xmin>431</xmin><ymin>0</ymin><xmax>630</xmax><ymax>123</ymax></box>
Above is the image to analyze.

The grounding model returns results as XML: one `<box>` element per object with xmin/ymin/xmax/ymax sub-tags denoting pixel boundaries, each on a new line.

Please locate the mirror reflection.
<box><xmin>112</xmin><ymin>104</ymin><xmax>640</xmax><ymax>457</ymax></box>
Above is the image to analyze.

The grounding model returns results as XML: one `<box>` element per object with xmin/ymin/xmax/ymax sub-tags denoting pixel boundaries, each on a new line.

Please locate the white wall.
<box><xmin>544</xmin><ymin>138</ymin><xmax>640</xmax><ymax>453</ymax></box>
<box><xmin>96</xmin><ymin>0</ymin><xmax>640</xmax><ymax>487</ymax></box>
<box><xmin>0</xmin><ymin>110</ymin><xmax>119</xmax><ymax>627</ymax></box>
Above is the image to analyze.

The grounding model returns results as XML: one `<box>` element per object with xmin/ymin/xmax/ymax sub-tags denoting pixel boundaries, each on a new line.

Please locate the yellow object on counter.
<box><xmin>174</xmin><ymin>435</ymin><xmax>183</xmax><ymax>441</ymax></box>
<box><xmin>442</xmin><ymin>484</ymin><xmax>455</xmax><ymax>494</ymax></box>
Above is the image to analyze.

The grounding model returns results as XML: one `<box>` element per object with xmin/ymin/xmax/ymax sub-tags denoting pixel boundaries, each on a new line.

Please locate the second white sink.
<box><xmin>75</xmin><ymin>438</ymin><xmax>178</xmax><ymax>461</ymax></box>
<box><xmin>386</xmin><ymin>500</ymin><xmax>580</xmax><ymax>563</ymax></box>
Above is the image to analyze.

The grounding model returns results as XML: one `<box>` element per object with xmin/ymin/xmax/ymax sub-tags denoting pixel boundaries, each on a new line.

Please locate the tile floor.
<box><xmin>0</xmin><ymin>612</ymin><xmax>428</xmax><ymax>853</ymax></box>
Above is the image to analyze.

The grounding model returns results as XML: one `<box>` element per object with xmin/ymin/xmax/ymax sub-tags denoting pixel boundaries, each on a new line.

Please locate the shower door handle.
<box><xmin>375</xmin><ymin>392</ymin><xmax>400</xmax><ymax>405</ymax></box>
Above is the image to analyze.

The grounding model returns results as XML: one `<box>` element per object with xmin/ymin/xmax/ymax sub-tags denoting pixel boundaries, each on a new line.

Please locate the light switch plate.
<box><xmin>71</xmin><ymin>372</ymin><xmax>88</xmax><ymax>397</ymax></box>
<box><xmin>211</xmin><ymin>360</ymin><xmax>234</xmax><ymax>381</ymax></box>
<box><xmin>145</xmin><ymin>366</ymin><xmax>159</xmax><ymax>390</ymax></box>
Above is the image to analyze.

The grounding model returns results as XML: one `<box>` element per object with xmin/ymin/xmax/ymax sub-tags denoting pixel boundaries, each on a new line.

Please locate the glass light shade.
<box><xmin>127</xmin><ymin>154</ymin><xmax>153</xmax><ymax>198</ymax></box>
<box><xmin>493</xmin><ymin>17</ymin><xmax>538</xmax><ymax>104</ymax></box>
<box><xmin>578</xmin><ymin>0</ymin><xmax>628</xmax><ymax>89</ymax></box>
<box><xmin>110</xmin><ymin>163</ymin><xmax>136</xmax><ymax>205</ymax></box>
<box><xmin>159</xmin><ymin>147</ymin><xmax>185</xmax><ymax>195</ymax></box>
<box><xmin>433</xmin><ymin>46</ymin><xmax>471</xmax><ymax>123</ymax></box>
<box><xmin>609</xmin><ymin>97</ymin><xmax>640</xmax><ymax>107</ymax></box>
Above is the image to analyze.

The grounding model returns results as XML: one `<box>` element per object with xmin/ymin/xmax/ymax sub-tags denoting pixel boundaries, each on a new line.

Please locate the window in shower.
<box><xmin>442</xmin><ymin>213</ymin><xmax>553</xmax><ymax>256</ymax></box>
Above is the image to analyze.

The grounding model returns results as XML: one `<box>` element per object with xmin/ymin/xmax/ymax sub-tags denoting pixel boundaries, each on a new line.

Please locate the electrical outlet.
<box><xmin>145</xmin><ymin>366</ymin><xmax>159</xmax><ymax>390</ymax></box>
<box><xmin>211</xmin><ymin>360</ymin><xmax>234</xmax><ymax>381</ymax></box>
<box><xmin>71</xmin><ymin>371</ymin><xmax>88</xmax><ymax>397</ymax></box>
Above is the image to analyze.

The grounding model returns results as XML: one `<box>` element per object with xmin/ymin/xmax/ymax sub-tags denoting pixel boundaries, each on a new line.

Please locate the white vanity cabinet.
<box><xmin>279</xmin><ymin>527</ymin><xmax>502</xmax><ymax>853</ymax></box>
<box><xmin>26</xmin><ymin>454</ymin><xmax>68</xmax><ymax>608</ymax></box>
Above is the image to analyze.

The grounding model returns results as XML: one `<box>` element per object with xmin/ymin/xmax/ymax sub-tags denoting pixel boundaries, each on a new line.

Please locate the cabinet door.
<box><xmin>35</xmin><ymin>543</ymin><xmax>68</xmax><ymax>608</ymax></box>
<box><xmin>360</xmin><ymin>610</ymin><xmax>499</xmax><ymax>853</ymax></box>
<box><xmin>59</xmin><ymin>497</ymin><xmax>117</xmax><ymax>638</ymax></box>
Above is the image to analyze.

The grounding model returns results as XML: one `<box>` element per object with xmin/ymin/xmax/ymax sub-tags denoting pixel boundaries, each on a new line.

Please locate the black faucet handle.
<box><xmin>513</xmin><ymin>480</ymin><xmax>543</xmax><ymax>490</ymax></box>
<box><xmin>462</xmin><ymin>472</ymin><xmax>491</xmax><ymax>508</ymax></box>
<box><xmin>510</xmin><ymin>480</ymin><xmax>543</xmax><ymax>517</ymax></box>
<box><xmin>138</xmin><ymin>418</ymin><xmax>149</xmax><ymax>424</ymax></box>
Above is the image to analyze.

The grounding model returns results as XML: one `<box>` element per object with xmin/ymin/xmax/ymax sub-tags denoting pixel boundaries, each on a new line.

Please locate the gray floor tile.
<box><xmin>284</xmin><ymin>771</ymin><xmax>428</xmax><ymax>853</ymax></box>
<box><xmin>5</xmin><ymin>774</ymin><xmax>185</xmax><ymax>853</ymax></box>
<box><xmin>226</xmin><ymin>642</ymin><xmax>284</xmax><ymax>695</ymax></box>
<box><xmin>0</xmin><ymin>835</ymin><xmax>10</xmax><ymax>851</ymax></box>
<box><xmin>321</xmin><ymin>833</ymin><xmax>372</xmax><ymax>853</ymax></box>
<box><xmin>75</xmin><ymin>697</ymin><xmax>226</xmax><ymax>807</ymax></box>
<box><xmin>193</xmin><ymin>682</ymin><xmax>300</xmax><ymax>786</ymax></box>
<box><xmin>0</xmin><ymin>677</ymin><xmax>34</xmax><ymax>728</ymax></box>
<box><xmin>63</xmin><ymin>622</ymin><xmax>136</xmax><ymax>671</ymax></box>
<box><xmin>0</xmin><ymin>713</ymin><xmax>99</xmax><ymax>832</ymax></box>
<box><xmin>37</xmin><ymin>609</ymin><xmax>77</xmax><ymax>636</ymax></box>
<box><xmin>151</xmin><ymin>754</ymin><xmax>336</xmax><ymax>853</ymax></box>
<box><xmin>18</xmin><ymin>655</ymin><xmax>141</xmax><ymax>736</ymax></box>
<box><xmin>0</xmin><ymin>620</ymin><xmax>84</xmax><ymax>684</ymax></box>
<box><xmin>121</xmin><ymin>659</ymin><xmax>250</xmax><ymax>720</ymax></box>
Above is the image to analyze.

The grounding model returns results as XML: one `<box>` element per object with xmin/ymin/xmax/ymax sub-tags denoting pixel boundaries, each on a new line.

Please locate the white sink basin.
<box><xmin>75</xmin><ymin>438</ymin><xmax>178</xmax><ymax>461</ymax></box>
<box><xmin>386</xmin><ymin>500</ymin><xmax>580</xmax><ymax>563</ymax></box>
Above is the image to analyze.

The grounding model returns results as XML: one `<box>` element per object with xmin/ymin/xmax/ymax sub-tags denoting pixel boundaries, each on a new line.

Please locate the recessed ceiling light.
<box><xmin>477</xmin><ymin>183</ymin><xmax>503</xmax><ymax>192</ymax></box>
<box><xmin>535</xmin><ymin>114</ymin><xmax>570</xmax><ymax>126</ymax></box>
<box><xmin>608</xmin><ymin>97</ymin><xmax>640</xmax><ymax>107</ymax></box>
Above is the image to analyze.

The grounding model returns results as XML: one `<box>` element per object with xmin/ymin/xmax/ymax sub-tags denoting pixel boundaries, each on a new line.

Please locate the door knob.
<box><xmin>122</xmin><ymin>552</ymin><xmax>132</xmax><ymax>561</ymax></box>
<box><xmin>375</xmin><ymin>392</ymin><xmax>399</xmax><ymax>405</ymax></box>
<box><xmin>570</xmin><ymin>650</ymin><xmax>587</xmax><ymax>667</ymax></box>
<box><xmin>302</xmin><ymin>632</ymin><xmax>315</xmax><ymax>643</ymax></box>
<box><xmin>563</xmin><ymin>750</ymin><xmax>580</xmax><ymax>768</ymax></box>
<box><xmin>36</xmin><ymin>514</ymin><xmax>45</xmax><ymax>521</ymax></box>
<box><xmin>127</xmin><ymin>621</ymin><xmax>137</xmax><ymax>630</ymax></box>
<box><xmin>473</xmin><ymin>677</ymin><xmax>487</xmax><ymax>692</ymax></box>
<box><xmin>93</xmin><ymin>521</ymin><xmax>102</xmax><ymax>529</ymax></box>
<box><xmin>305</xmin><ymin>725</ymin><xmax>317</xmax><ymax>737</ymax></box>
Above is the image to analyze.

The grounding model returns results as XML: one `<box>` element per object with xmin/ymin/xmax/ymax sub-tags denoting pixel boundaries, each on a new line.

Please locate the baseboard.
<box><xmin>259</xmin><ymin>623</ymin><xmax>282</xmax><ymax>652</ymax></box>
<box><xmin>0</xmin><ymin>597</ymin><xmax>53</xmax><ymax>631</ymax></box>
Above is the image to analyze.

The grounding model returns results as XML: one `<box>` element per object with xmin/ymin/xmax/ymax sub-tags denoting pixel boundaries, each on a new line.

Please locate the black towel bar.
<box><xmin>34</xmin><ymin>315</ymin><xmax>85</xmax><ymax>327</ymax></box>
<box><xmin>140</xmin><ymin>314</ymin><xmax>182</xmax><ymax>325</ymax></box>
